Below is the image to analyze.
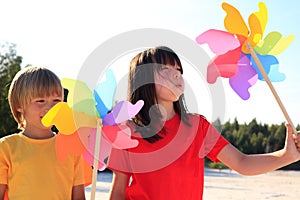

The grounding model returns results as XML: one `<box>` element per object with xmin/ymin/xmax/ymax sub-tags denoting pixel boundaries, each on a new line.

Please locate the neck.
<box><xmin>157</xmin><ymin>101</ymin><xmax>175</xmax><ymax>121</ymax></box>
<box><xmin>23</xmin><ymin>127</ymin><xmax>55</xmax><ymax>139</ymax></box>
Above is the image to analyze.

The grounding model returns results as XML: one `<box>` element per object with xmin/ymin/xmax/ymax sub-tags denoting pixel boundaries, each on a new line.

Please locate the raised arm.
<box><xmin>217</xmin><ymin>124</ymin><xmax>300</xmax><ymax>176</ymax></box>
<box><xmin>109</xmin><ymin>171</ymin><xmax>130</xmax><ymax>200</ymax></box>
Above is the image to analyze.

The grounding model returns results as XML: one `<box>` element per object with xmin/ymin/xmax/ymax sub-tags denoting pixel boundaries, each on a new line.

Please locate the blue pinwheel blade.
<box><xmin>94</xmin><ymin>69</ymin><xmax>117</xmax><ymax>118</ymax></box>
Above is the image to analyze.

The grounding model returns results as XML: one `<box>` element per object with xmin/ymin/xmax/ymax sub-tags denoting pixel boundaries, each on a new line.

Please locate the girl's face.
<box><xmin>154</xmin><ymin>64</ymin><xmax>184</xmax><ymax>104</ymax></box>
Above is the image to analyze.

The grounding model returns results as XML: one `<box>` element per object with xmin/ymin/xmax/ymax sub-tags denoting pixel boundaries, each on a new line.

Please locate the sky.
<box><xmin>1</xmin><ymin>0</ymin><xmax>300</xmax><ymax>125</ymax></box>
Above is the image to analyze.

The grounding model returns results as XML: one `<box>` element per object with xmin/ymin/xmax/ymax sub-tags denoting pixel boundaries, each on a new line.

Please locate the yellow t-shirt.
<box><xmin>0</xmin><ymin>133</ymin><xmax>85</xmax><ymax>200</ymax></box>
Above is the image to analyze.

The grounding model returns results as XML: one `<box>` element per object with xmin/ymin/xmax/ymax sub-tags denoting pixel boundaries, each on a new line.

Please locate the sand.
<box><xmin>85</xmin><ymin>168</ymin><xmax>300</xmax><ymax>199</ymax></box>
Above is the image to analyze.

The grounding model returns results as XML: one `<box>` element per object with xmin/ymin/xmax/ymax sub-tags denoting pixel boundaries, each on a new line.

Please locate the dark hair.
<box><xmin>128</xmin><ymin>46</ymin><xmax>190</xmax><ymax>143</ymax></box>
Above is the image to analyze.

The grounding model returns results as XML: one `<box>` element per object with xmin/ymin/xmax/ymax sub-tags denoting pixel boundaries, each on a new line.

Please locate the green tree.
<box><xmin>232</xmin><ymin>117</ymin><xmax>239</xmax><ymax>131</ymax></box>
<box><xmin>272</xmin><ymin>123</ymin><xmax>286</xmax><ymax>151</ymax></box>
<box><xmin>0</xmin><ymin>43</ymin><xmax>22</xmax><ymax>138</ymax></box>
<box><xmin>212</xmin><ymin>118</ymin><xmax>222</xmax><ymax>132</ymax></box>
<box><xmin>250</xmin><ymin>132</ymin><xmax>265</xmax><ymax>153</ymax></box>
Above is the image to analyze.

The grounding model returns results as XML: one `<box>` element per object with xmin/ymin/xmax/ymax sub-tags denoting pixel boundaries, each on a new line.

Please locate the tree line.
<box><xmin>211</xmin><ymin>118</ymin><xmax>300</xmax><ymax>170</ymax></box>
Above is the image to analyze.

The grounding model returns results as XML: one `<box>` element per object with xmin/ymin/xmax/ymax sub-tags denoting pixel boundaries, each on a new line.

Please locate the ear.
<box><xmin>17</xmin><ymin>107</ymin><xmax>23</xmax><ymax>113</ymax></box>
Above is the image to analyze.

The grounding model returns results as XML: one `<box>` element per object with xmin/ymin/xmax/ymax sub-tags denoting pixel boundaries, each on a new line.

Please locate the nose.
<box><xmin>45</xmin><ymin>102</ymin><xmax>57</xmax><ymax>113</ymax></box>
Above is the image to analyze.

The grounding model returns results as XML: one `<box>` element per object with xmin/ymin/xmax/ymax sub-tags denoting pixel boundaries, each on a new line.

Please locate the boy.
<box><xmin>0</xmin><ymin>66</ymin><xmax>86</xmax><ymax>200</ymax></box>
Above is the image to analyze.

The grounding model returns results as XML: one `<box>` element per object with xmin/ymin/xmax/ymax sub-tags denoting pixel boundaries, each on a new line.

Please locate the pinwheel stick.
<box><xmin>246</xmin><ymin>42</ymin><xmax>297</xmax><ymax>135</ymax></box>
<box><xmin>90</xmin><ymin>118</ymin><xmax>102</xmax><ymax>200</ymax></box>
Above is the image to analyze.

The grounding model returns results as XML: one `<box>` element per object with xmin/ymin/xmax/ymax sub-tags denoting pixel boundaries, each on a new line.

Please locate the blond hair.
<box><xmin>8</xmin><ymin>66</ymin><xmax>63</xmax><ymax>130</ymax></box>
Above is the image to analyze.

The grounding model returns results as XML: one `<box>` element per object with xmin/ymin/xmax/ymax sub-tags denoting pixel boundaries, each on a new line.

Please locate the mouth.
<box><xmin>176</xmin><ymin>84</ymin><xmax>184</xmax><ymax>90</ymax></box>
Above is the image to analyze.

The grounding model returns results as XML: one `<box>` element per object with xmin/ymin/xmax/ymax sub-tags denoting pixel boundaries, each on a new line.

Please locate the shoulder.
<box><xmin>0</xmin><ymin>133</ymin><xmax>21</xmax><ymax>144</ymax></box>
<box><xmin>0</xmin><ymin>134</ymin><xmax>21</xmax><ymax>154</ymax></box>
<box><xmin>187</xmin><ymin>113</ymin><xmax>209</xmax><ymax>124</ymax></box>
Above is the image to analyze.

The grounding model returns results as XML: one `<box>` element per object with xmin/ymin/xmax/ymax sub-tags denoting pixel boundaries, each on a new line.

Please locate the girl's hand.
<box><xmin>284</xmin><ymin>124</ymin><xmax>300</xmax><ymax>162</ymax></box>
<box><xmin>292</xmin><ymin>127</ymin><xmax>300</xmax><ymax>152</ymax></box>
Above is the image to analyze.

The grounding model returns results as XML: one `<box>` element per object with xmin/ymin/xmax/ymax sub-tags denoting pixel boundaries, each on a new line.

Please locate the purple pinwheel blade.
<box><xmin>103</xmin><ymin>100</ymin><xmax>144</xmax><ymax>126</ymax></box>
<box><xmin>229</xmin><ymin>55</ymin><xmax>258</xmax><ymax>100</ymax></box>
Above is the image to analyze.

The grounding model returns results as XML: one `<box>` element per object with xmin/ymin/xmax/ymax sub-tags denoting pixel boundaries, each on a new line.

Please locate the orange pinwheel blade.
<box><xmin>222</xmin><ymin>2</ymin><xmax>249</xmax><ymax>37</ymax></box>
<box><xmin>56</xmin><ymin>132</ymin><xmax>86</xmax><ymax>161</ymax></box>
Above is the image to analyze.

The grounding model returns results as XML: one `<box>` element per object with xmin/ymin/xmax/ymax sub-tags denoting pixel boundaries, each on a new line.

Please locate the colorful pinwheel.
<box><xmin>196</xmin><ymin>2</ymin><xmax>294</xmax><ymax>100</ymax></box>
<box><xmin>42</xmin><ymin>69</ymin><xmax>143</xmax><ymax>171</ymax></box>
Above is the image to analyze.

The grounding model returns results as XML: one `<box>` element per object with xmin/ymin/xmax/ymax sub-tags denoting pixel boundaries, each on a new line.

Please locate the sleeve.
<box><xmin>199</xmin><ymin>117</ymin><xmax>230</xmax><ymax>163</ymax></box>
<box><xmin>0</xmin><ymin>140</ymin><xmax>9</xmax><ymax>185</ymax></box>
<box><xmin>72</xmin><ymin>155</ymin><xmax>87</xmax><ymax>186</ymax></box>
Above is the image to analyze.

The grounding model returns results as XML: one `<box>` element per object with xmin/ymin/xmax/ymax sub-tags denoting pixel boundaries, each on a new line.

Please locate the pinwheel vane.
<box><xmin>42</xmin><ymin>69</ymin><xmax>144</xmax><ymax>199</ymax></box>
<box><xmin>196</xmin><ymin>2</ymin><xmax>297</xmax><ymax>134</ymax></box>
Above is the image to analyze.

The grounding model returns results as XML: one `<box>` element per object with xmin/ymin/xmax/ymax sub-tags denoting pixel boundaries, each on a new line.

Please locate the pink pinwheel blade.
<box><xmin>102</xmin><ymin>125</ymin><xmax>138</xmax><ymax>149</ymax></box>
<box><xmin>196</xmin><ymin>29</ymin><xmax>240</xmax><ymax>55</ymax></box>
<box><xmin>83</xmin><ymin>128</ymin><xmax>111</xmax><ymax>171</ymax></box>
<box><xmin>229</xmin><ymin>55</ymin><xmax>258</xmax><ymax>100</ymax></box>
<box><xmin>207</xmin><ymin>47</ymin><xmax>241</xmax><ymax>84</ymax></box>
<box><xmin>83</xmin><ymin>125</ymin><xmax>139</xmax><ymax>171</ymax></box>
<box><xmin>103</xmin><ymin>100</ymin><xmax>144</xmax><ymax>126</ymax></box>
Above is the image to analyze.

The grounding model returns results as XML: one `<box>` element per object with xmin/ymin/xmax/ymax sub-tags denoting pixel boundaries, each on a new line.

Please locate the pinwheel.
<box><xmin>196</xmin><ymin>2</ymin><xmax>294</xmax><ymax>100</ymax></box>
<box><xmin>42</xmin><ymin>69</ymin><xmax>144</xmax><ymax>199</ymax></box>
<box><xmin>196</xmin><ymin>2</ymin><xmax>297</xmax><ymax>134</ymax></box>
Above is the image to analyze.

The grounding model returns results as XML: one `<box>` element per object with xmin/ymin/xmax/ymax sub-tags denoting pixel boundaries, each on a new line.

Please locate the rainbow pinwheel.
<box><xmin>42</xmin><ymin>69</ymin><xmax>143</xmax><ymax>170</ymax></box>
<box><xmin>196</xmin><ymin>2</ymin><xmax>294</xmax><ymax>100</ymax></box>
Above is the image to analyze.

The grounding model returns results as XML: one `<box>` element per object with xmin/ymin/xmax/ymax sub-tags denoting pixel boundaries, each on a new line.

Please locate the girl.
<box><xmin>108</xmin><ymin>46</ymin><xmax>300</xmax><ymax>200</ymax></box>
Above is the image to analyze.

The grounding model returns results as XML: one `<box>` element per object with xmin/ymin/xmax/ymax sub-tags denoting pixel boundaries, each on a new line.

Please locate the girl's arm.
<box><xmin>0</xmin><ymin>184</ymin><xmax>6</xmax><ymax>200</ymax></box>
<box><xmin>217</xmin><ymin>124</ymin><xmax>300</xmax><ymax>176</ymax></box>
<box><xmin>109</xmin><ymin>171</ymin><xmax>130</xmax><ymax>200</ymax></box>
<box><xmin>71</xmin><ymin>184</ymin><xmax>85</xmax><ymax>200</ymax></box>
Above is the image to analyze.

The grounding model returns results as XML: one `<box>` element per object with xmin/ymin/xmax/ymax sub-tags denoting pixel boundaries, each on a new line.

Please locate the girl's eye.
<box><xmin>160</xmin><ymin>67</ymin><xmax>169</xmax><ymax>71</ymax></box>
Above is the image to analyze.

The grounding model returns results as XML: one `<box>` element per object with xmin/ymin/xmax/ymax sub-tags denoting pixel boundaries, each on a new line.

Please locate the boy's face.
<box><xmin>18</xmin><ymin>94</ymin><xmax>62</xmax><ymax>134</ymax></box>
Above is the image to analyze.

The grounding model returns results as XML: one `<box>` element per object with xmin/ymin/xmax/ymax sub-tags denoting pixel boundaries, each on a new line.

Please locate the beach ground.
<box><xmin>85</xmin><ymin>168</ymin><xmax>300</xmax><ymax>199</ymax></box>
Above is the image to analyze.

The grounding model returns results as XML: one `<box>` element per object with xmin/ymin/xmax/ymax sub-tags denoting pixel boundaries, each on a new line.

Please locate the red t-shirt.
<box><xmin>108</xmin><ymin>114</ymin><xmax>229</xmax><ymax>200</ymax></box>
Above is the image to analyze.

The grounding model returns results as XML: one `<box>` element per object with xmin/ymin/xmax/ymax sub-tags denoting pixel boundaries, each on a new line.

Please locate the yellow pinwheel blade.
<box><xmin>42</xmin><ymin>102</ymin><xmax>97</xmax><ymax>135</ymax></box>
<box><xmin>269</xmin><ymin>34</ymin><xmax>294</xmax><ymax>55</ymax></box>
<box><xmin>62</xmin><ymin>78</ymin><xmax>98</xmax><ymax>116</ymax></box>
<box><xmin>242</xmin><ymin>2</ymin><xmax>268</xmax><ymax>54</ymax></box>
<box><xmin>254</xmin><ymin>32</ymin><xmax>294</xmax><ymax>55</ymax></box>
